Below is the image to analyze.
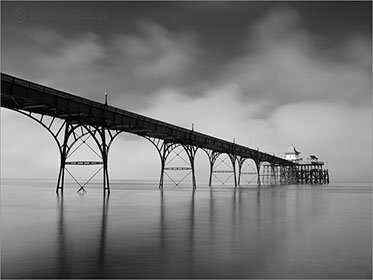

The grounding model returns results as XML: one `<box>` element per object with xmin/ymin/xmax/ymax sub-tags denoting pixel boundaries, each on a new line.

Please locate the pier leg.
<box><xmin>237</xmin><ymin>157</ymin><xmax>245</xmax><ymax>186</ymax></box>
<box><xmin>229</xmin><ymin>154</ymin><xmax>238</xmax><ymax>187</ymax></box>
<box><xmin>255</xmin><ymin>160</ymin><xmax>261</xmax><ymax>187</ymax></box>
<box><xmin>159</xmin><ymin>160</ymin><xmax>165</xmax><ymax>189</ymax></box>
<box><xmin>56</xmin><ymin>165</ymin><xmax>63</xmax><ymax>193</ymax></box>
<box><xmin>183</xmin><ymin>145</ymin><xmax>199</xmax><ymax>189</ymax></box>
<box><xmin>270</xmin><ymin>164</ymin><xmax>277</xmax><ymax>185</ymax></box>
<box><xmin>157</xmin><ymin>141</ymin><xmax>175</xmax><ymax>189</ymax></box>
<box><xmin>100</xmin><ymin>127</ymin><xmax>110</xmax><ymax>194</ymax></box>
<box><xmin>56</xmin><ymin>120</ymin><xmax>70</xmax><ymax>194</ymax></box>
<box><xmin>208</xmin><ymin>160</ymin><xmax>213</xmax><ymax>187</ymax></box>
<box><xmin>204</xmin><ymin>150</ymin><xmax>220</xmax><ymax>187</ymax></box>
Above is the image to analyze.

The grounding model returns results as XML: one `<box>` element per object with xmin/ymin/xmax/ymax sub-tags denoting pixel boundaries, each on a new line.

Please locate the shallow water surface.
<box><xmin>1</xmin><ymin>180</ymin><xmax>372</xmax><ymax>278</ymax></box>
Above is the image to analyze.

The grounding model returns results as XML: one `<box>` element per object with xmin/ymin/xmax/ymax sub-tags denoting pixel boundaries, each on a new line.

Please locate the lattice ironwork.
<box><xmin>11</xmin><ymin>109</ymin><xmax>121</xmax><ymax>193</ymax></box>
<box><xmin>237</xmin><ymin>157</ymin><xmax>261</xmax><ymax>186</ymax></box>
<box><xmin>146</xmin><ymin>137</ymin><xmax>198</xmax><ymax>189</ymax></box>
<box><xmin>204</xmin><ymin>149</ymin><xmax>237</xmax><ymax>187</ymax></box>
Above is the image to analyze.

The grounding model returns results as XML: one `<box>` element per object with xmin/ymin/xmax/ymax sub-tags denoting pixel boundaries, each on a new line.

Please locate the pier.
<box><xmin>1</xmin><ymin>73</ymin><xmax>329</xmax><ymax>193</ymax></box>
<box><xmin>261</xmin><ymin>163</ymin><xmax>330</xmax><ymax>185</ymax></box>
<box><xmin>260</xmin><ymin>145</ymin><xmax>329</xmax><ymax>185</ymax></box>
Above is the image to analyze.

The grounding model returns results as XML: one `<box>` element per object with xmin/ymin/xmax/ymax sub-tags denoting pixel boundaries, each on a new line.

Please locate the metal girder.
<box><xmin>65</xmin><ymin>161</ymin><xmax>103</xmax><ymax>165</ymax></box>
<box><xmin>164</xmin><ymin>167</ymin><xmax>192</xmax><ymax>170</ymax></box>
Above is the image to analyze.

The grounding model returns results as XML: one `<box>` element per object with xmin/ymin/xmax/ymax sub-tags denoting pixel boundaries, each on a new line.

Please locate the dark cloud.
<box><xmin>2</xmin><ymin>2</ymin><xmax>370</xmax><ymax>112</ymax></box>
<box><xmin>291</xmin><ymin>1</ymin><xmax>372</xmax><ymax>39</ymax></box>
<box><xmin>214</xmin><ymin>6</ymin><xmax>371</xmax><ymax>117</ymax></box>
<box><xmin>2</xmin><ymin>21</ymin><xmax>203</xmax><ymax>109</ymax></box>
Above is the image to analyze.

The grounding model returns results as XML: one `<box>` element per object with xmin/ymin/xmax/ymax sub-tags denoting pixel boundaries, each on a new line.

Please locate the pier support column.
<box><xmin>100</xmin><ymin>127</ymin><xmax>111</xmax><ymax>193</ymax></box>
<box><xmin>56</xmin><ymin>119</ymin><xmax>71</xmax><ymax>194</ymax></box>
<box><xmin>228</xmin><ymin>154</ymin><xmax>238</xmax><ymax>187</ymax></box>
<box><xmin>204</xmin><ymin>150</ymin><xmax>220</xmax><ymax>187</ymax></box>
<box><xmin>183</xmin><ymin>145</ymin><xmax>199</xmax><ymax>189</ymax></box>
<box><xmin>255</xmin><ymin>160</ymin><xmax>261</xmax><ymax>187</ymax></box>
<box><xmin>237</xmin><ymin>156</ymin><xmax>245</xmax><ymax>186</ymax></box>
<box><xmin>270</xmin><ymin>164</ymin><xmax>277</xmax><ymax>185</ymax></box>
<box><xmin>279</xmin><ymin>165</ymin><xmax>290</xmax><ymax>185</ymax></box>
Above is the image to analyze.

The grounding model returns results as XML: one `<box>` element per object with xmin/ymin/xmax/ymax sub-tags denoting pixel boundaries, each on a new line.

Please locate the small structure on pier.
<box><xmin>286</xmin><ymin>145</ymin><xmax>329</xmax><ymax>184</ymax></box>
<box><xmin>284</xmin><ymin>144</ymin><xmax>303</xmax><ymax>163</ymax></box>
<box><xmin>261</xmin><ymin>145</ymin><xmax>329</xmax><ymax>185</ymax></box>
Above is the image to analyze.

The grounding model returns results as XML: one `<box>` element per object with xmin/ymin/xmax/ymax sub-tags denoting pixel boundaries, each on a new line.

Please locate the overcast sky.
<box><xmin>1</xmin><ymin>1</ymin><xmax>372</xmax><ymax>184</ymax></box>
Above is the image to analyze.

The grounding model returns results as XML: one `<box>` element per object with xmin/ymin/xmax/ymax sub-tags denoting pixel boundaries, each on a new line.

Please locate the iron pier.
<box><xmin>1</xmin><ymin>73</ymin><xmax>328</xmax><ymax>193</ymax></box>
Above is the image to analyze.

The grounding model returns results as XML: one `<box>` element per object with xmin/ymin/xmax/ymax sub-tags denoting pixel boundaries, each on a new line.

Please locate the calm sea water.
<box><xmin>1</xmin><ymin>179</ymin><xmax>372</xmax><ymax>279</ymax></box>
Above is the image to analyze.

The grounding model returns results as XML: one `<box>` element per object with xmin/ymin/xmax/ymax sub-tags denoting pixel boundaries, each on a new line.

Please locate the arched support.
<box><xmin>56</xmin><ymin>121</ymin><xmax>93</xmax><ymax>193</ymax></box>
<box><xmin>145</xmin><ymin>137</ymin><xmax>197</xmax><ymax>189</ymax></box>
<box><xmin>204</xmin><ymin>149</ymin><xmax>237</xmax><ymax>187</ymax></box>
<box><xmin>145</xmin><ymin>137</ymin><xmax>178</xmax><ymax>189</ymax></box>
<box><xmin>237</xmin><ymin>157</ymin><xmax>261</xmax><ymax>187</ymax></box>
<box><xmin>75</xmin><ymin>126</ymin><xmax>121</xmax><ymax>194</ymax></box>
<box><xmin>11</xmin><ymin>109</ymin><xmax>121</xmax><ymax>194</ymax></box>
<box><xmin>56</xmin><ymin>123</ymin><xmax>121</xmax><ymax>194</ymax></box>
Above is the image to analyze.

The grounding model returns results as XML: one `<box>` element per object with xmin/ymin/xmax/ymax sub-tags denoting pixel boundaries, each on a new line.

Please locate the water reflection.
<box><xmin>3</xmin><ymin>182</ymin><xmax>370</xmax><ymax>278</ymax></box>
<box><xmin>158</xmin><ymin>188</ymin><xmax>197</xmax><ymax>278</ymax></box>
<box><xmin>189</xmin><ymin>189</ymin><xmax>196</xmax><ymax>277</ymax></box>
<box><xmin>57</xmin><ymin>194</ymin><xmax>65</xmax><ymax>278</ymax></box>
<box><xmin>56</xmin><ymin>192</ymin><xmax>110</xmax><ymax>278</ymax></box>
<box><xmin>98</xmin><ymin>193</ymin><xmax>109</xmax><ymax>276</ymax></box>
<box><xmin>159</xmin><ymin>189</ymin><xmax>165</xmax><ymax>276</ymax></box>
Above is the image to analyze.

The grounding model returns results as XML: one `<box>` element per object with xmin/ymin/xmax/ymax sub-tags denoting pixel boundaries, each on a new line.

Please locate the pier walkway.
<box><xmin>2</xmin><ymin>73</ymin><xmax>294</xmax><ymax>193</ymax></box>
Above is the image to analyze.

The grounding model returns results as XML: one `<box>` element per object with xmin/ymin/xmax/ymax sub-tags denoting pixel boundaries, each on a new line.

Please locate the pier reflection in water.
<box><xmin>1</xmin><ymin>181</ymin><xmax>372</xmax><ymax>278</ymax></box>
